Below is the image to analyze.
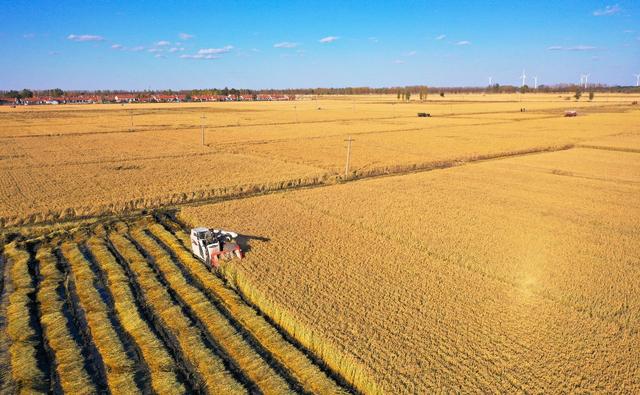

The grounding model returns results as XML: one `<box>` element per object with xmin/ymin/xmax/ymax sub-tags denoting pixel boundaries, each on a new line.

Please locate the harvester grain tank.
<box><xmin>190</xmin><ymin>227</ymin><xmax>243</xmax><ymax>268</ymax></box>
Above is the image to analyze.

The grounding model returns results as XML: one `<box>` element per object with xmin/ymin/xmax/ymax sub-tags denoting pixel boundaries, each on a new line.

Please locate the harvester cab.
<box><xmin>190</xmin><ymin>227</ymin><xmax>243</xmax><ymax>269</ymax></box>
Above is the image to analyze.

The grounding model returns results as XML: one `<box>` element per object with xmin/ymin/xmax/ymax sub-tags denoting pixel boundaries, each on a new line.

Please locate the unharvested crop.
<box><xmin>1</xmin><ymin>93</ymin><xmax>639</xmax><ymax>393</ymax></box>
<box><xmin>2</xmin><ymin>94</ymin><xmax>638</xmax><ymax>227</ymax></box>
<box><xmin>179</xmin><ymin>147</ymin><xmax>640</xmax><ymax>393</ymax></box>
<box><xmin>147</xmin><ymin>221</ymin><xmax>377</xmax><ymax>395</ymax></box>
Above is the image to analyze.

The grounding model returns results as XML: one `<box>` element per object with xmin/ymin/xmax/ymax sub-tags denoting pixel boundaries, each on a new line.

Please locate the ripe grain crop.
<box><xmin>3</xmin><ymin>242</ymin><xmax>47</xmax><ymax>393</ymax></box>
<box><xmin>2</xmin><ymin>93</ymin><xmax>639</xmax><ymax>393</ymax></box>
<box><xmin>2</xmin><ymin>94</ymin><xmax>638</xmax><ymax>227</ymax></box>
<box><xmin>107</xmin><ymin>231</ymin><xmax>247</xmax><ymax>394</ymax></box>
<box><xmin>84</xmin><ymin>236</ymin><xmax>185</xmax><ymax>395</ymax></box>
<box><xmin>59</xmin><ymin>241</ymin><xmax>140</xmax><ymax>393</ymax></box>
<box><xmin>145</xmin><ymin>222</ymin><xmax>371</xmax><ymax>394</ymax></box>
<box><xmin>130</xmin><ymin>225</ymin><xmax>295</xmax><ymax>394</ymax></box>
<box><xmin>35</xmin><ymin>245</ymin><xmax>94</xmax><ymax>394</ymax></box>
<box><xmin>179</xmin><ymin>147</ymin><xmax>640</xmax><ymax>393</ymax></box>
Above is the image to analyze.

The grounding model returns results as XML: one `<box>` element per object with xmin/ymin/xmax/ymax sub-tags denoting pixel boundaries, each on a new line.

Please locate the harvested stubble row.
<box><xmin>35</xmin><ymin>245</ymin><xmax>94</xmax><ymax>394</ymax></box>
<box><xmin>3</xmin><ymin>242</ymin><xmax>47</xmax><ymax>393</ymax></box>
<box><xmin>60</xmin><ymin>241</ymin><xmax>139</xmax><ymax>394</ymax></box>
<box><xmin>130</xmin><ymin>226</ymin><xmax>294</xmax><ymax>394</ymax></box>
<box><xmin>85</xmin><ymin>236</ymin><xmax>185</xmax><ymax>395</ymax></box>
<box><xmin>146</xmin><ymin>223</ymin><xmax>355</xmax><ymax>394</ymax></box>
<box><xmin>107</xmin><ymin>231</ymin><xmax>246</xmax><ymax>394</ymax></box>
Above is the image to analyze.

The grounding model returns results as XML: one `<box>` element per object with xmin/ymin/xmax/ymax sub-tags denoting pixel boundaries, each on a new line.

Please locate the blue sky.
<box><xmin>1</xmin><ymin>1</ymin><xmax>639</xmax><ymax>90</ymax></box>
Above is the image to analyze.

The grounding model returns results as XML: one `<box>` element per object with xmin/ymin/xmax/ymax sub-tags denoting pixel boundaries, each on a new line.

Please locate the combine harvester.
<box><xmin>190</xmin><ymin>227</ymin><xmax>243</xmax><ymax>268</ymax></box>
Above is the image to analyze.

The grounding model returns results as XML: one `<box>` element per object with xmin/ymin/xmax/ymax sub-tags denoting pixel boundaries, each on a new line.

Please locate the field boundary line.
<box><xmin>575</xmin><ymin>144</ymin><xmax>640</xmax><ymax>154</ymax></box>
<box><xmin>1</xmin><ymin>143</ymin><xmax>576</xmax><ymax>230</ymax></box>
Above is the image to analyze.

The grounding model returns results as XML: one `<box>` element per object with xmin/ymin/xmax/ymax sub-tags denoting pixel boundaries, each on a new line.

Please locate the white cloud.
<box><xmin>67</xmin><ymin>34</ymin><xmax>105</xmax><ymax>42</ymax></box>
<box><xmin>368</xmin><ymin>37</ymin><xmax>379</xmax><ymax>43</ymax></box>
<box><xmin>23</xmin><ymin>33</ymin><xmax>36</xmax><ymax>39</ymax></box>
<box><xmin>547</xmin><ymin>45</ymin><xmax>597</xmax><ymax>51</ymax></box>
<box><xmin>319</xmin><ymin>36</ymin><xmax>339</xmax><ymax>43</ymax></box>
<box><xmin>251</xmin><ymin>48</ymin><xmax>261</xmax><ymax>52</ymax></box>
<box><xmin>455</xmin><ymin>40</ymin><xmax>471</xmax><ymax>45</ymax></box>
<box><xmin>155</xmin><ymin>40</ymin><xmax>171</xmax><ymax>46</ymax></box>
<box><xmin>435</xmin><ymin>34</ymin><xmax>446</xmax><ymax>40</ymax></box>
<box><xmin>155</xmin><ymin>54</ymin><xmax>167</xmax><ymax>59</ymax></box>
<box><xmin>179</xmin><ymin>45</ymin><xmax>233</xmax><ymax>59</ymax></box>
<box><xmin>148</xmin><ymin>48</ymin><xmax>163</xmax><ymax>53</ymax></box>
<box><xmin>168</xmin><ymin>47</ymin><xmax>184</xmax><ymax>53</ymax></box>
<box><xmin>129</xmin><ymin>46</ymin><xmax>145</xmax><ymax>52</ymax></box>
<box><xmin>593</xmin><ymin>4</ymin><xmax>621</xmax><ymax>16</ymax></box>
<box><xmin>180</xmin><ymin>54</ymin><xmax>220</xmax><ymax>60</ymax></box>
<box><xmin>404</xmin><ymin>50</ymin><xmax>417</xmax><ymax>56</ymax></box>
<box><xmin>178</xmin><ymin>32</ymin><xmax>194</xmax><ymax>40</ymax></box>
<box><xmin>198</xmin><ymin>45</ymin><xmax>233</xmax><ymax>54</ymax></box>
<box><xmin>393</xmin><ymin>59</ymin><xmax>405</xmax><ymax>64</ymax></box>
<box><xmin>274</xmin><ymin>42</ymin><xmax>298</xmax><ymax>48</ymax></box>
<box><xmin>111</xmin><ymin>44</ymin><xmax>124</xmax><ymax>50</ymax></box>
<box><xmin>623</xmin><ymin>29</ymin><xmax>635</xmax><ymax>33</ymax></box>
<box><xmin>48</xmin><ymin>51</ymin><xmax>60</xmax><ymax>56</ymax></box>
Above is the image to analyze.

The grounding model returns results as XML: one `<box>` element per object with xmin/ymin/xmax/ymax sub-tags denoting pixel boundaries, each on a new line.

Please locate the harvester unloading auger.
<box><xmin>190</xmin><ymin>227</ymin><xmax>243</xmax><ymax>268</ymax></box>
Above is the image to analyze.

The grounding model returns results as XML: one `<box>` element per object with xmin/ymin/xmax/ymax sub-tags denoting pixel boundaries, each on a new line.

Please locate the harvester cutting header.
<box><xmin>190</xmin><ymin>227</ymin><xmax>243</xmax><ymax>268</ymax></box>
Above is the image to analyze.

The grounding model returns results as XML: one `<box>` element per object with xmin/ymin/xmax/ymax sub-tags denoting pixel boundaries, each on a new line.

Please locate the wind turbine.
<box><xmin>533</xmin><ymin>76</ymin><xmax>538</xmax><ymax>90</ymax></box>
<box><xmin>488</xmin><ymin>76</ymin><xmax>493</xmax><ymax>86</ymax></box>
<box><xmin>520</xmin><ymin>69</ymin><xmax>526</xmax><ymax>87</ymax></box>
<box><xmin>634</xmin><ymin>74</ymin><xmax>640</xmax><ymax>87</ymax></box>
<box><xmin>583</xmin><ymin>74</ymin><xmax>590</xmax><ymax>89</ymax></box>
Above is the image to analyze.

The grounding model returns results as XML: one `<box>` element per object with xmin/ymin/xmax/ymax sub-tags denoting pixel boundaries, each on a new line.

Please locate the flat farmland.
<box><xmin>1</xmin><ymin>94</ymin><xmax>639</xmax><ymax>226</ymax></box>
<box><xmin>179</xmin><ymin>146</ymin><xmax>640</xmax><ymax>393</ymax></box>
<box><xmin>0</xmin><ymin>217</ymin><xmax>367</xmax><ymax>394</ymax></box>
<box><xmin>1</xmin><ymin>93</ymin><xmax>639</xmax><ymax>393</ymax></box>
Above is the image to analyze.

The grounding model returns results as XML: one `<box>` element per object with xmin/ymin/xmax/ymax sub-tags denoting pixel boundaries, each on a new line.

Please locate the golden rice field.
<box><xmin>1</xmin><ymin>93</ymin><xmax>639</xmax><ymax>393</ymax></box>
<box><xmin>179</xmin><ymin>146</ymin><xmax>640</xmax><ymax>393</ymax></box>
<box><xmin>1</xmin><ymin>93</ymin><xmax>639</xmax><ymax>226</ymax></box>
<box><xmin>0</xmin><ymin>216</ymin><xmax>369</xmax><ymax>394</ymax></box>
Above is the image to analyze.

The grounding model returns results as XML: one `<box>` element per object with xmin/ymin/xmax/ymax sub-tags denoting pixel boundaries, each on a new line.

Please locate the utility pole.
<box><xmin>129</xmin><ymin>110</ymin><xmax>133</xmax><ymax>132</ymax></box>
<box><xmin>200</xmin><ymin>114</ymin><xmax>206</xmax><ymax>146</ymax></box>
<box><xmin>344</xmin><ymin>136</ymin><xmax>354</xmax><ymax>179</ymax></box>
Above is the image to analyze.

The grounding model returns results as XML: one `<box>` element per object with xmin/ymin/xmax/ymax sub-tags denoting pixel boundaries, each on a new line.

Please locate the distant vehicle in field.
<box><xmin>564</xmin><ymin>110</ymin><xmax>578</xmax><ymax>117</ymax></box>
<box><xmin>417</xmin><ymin>112</ymin><xmax>431</xmax><ymax>117</ymax></box>
<box><xmin>190</xmin><ymin>227</ymin><xmax>243</xmax><ymax>268</ymax></box>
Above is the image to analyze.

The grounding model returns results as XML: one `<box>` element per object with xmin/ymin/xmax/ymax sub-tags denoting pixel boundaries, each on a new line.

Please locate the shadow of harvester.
<box><xmin>236</xmin><ymin>234</ymin><xmax>270</xmax><ymax>255</ymax></box>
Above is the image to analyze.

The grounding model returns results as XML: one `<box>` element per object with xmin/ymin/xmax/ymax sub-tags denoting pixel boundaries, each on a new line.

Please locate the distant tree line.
<box><xmin>2</xmin><ymin>84</ymin><xmax>639</xmax><ymax>99</ymax></box>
